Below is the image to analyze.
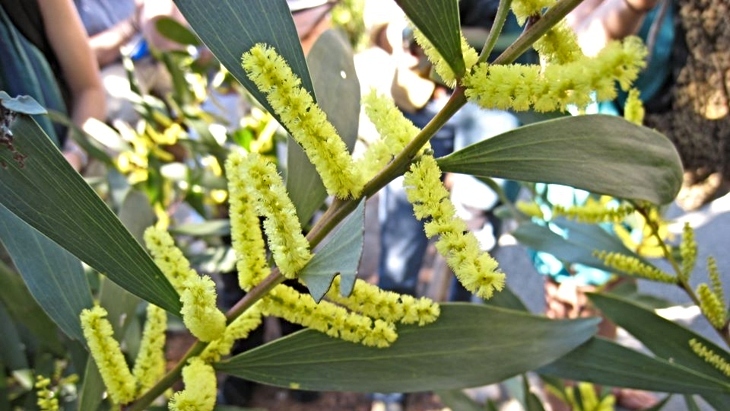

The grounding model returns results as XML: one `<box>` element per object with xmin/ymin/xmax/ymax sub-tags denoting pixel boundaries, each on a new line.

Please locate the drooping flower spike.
<box><xmin>403</xmin><ymin>154</ymin><xmax>505</xmax><ymax>299</ymax></box>
<box><xmin>411</xmin><ymin>26</ymin><xmax>478</xmax><ymax>88</ymax></box>
<box><xmin>230</xmin><ymin>151</ymin><xmax>313</xmax><ymax>278</ymax></box>
<box><xmin>168</xmin><ymin>358</ymin><xmax>217</xmax><ymax>411</ymax></box>
<box><xmin>79</xmin><ymin>306</ymin><xmax>137</xmax><ymax>405</ymax></box>
<box><xmin>144</xmin><ymin>227</ymin><xmax>226</xmax><ymax>342</ymax></box>
<box><xmin>241</xmin><ymin>43</ymin><xmax>364</xmax><ymax>199</ymax></box>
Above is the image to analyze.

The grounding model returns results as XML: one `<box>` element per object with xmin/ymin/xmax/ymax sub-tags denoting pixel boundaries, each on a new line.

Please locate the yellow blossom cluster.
<box><xmin>624</xmin><ymin>88</ymin><xmax>645</xmax><ymax>125</ymax></box>
<box><xmin>511</xmin><ymin>0</ymin><xmax>558</xmax><ymax>24</ymax></box>
<box><xmin>132</xmin><ymin>304</ymin><xmax>167</xmax><ymax>394</ymax></box>
<box><xmin>144</xmin><ymin>227</ymin><xmax>226</xmax><ymax>342</ymax></box>
<box><xmin>464</xmin><ymin>36</ymin><xmax>648</xmax><ymax>112</ymax></box>
<box><xmin>358</xmin><ymin>90</ymin><xmax>423</xmax><ymax>181</ymax></box>
<box><xmin>679</xmin><ymin>222</ymin><xmax>697</xmax><ymax>281</ymax></box>
<box><xmin>532</xmin><ymin>21</ymin><xmax>583</xmax><ymax>65</ymax></box>
<box><xmin>697</xmin><ymin>283</ymin><xmax>727</xmax><ymax>329</ymax></box>
<box><xmin>200</xmin><ymin>302</ymin><xmax>264</xmax><ymax>363</ymax></box>
<box><xmin>411</xmin><ymin>26</ymin><xmax>479</xmax><ymax>88</ymax></box>
<box><xmin>404</xmin><ymin>155</ymin><xmax>505</xmax><ymax>299</ymax></box>
<box><xmin>552</xmin><ymin>202</ymin><xmax>636</xmax><ymax>224</ymax></box>
<box><xmin>168</xmin><ymin>358</ymin><xmax>217</xmax><ymax>411</ymax></box>
<box><xmin>325</xmin><ymin>277</ymin><xmax>440</xmax><ymax>326</ymax></box>
<box><xmin>228</xmin><ymin>151</ymin><xmax>312</xmax><ymax>278</ymax></box>
<box><xmin>35</xmin><ymin>376</ymin><xmax>59</xmax><ymax>411</ymax></box>
<box><xmin>593</xmin><ymin>250</ymin><xmax>676</xmax><ymax>283</ymax></box>
<box><xmin>689</xmin><ymin>338</ymin><xmax>730</xmax><ymax>377</ymax></box>
<box><xmin>241</xmin><ymin>43</ymin><xmax>364</xmax><ymax>199</ymax></box>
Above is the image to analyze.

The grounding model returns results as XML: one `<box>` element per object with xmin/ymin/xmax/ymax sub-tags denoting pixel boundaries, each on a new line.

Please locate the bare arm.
<box><xmin>87</xmin><ymin>13</ymin><xmax>141</xmax><ymax>67</ymax></box>
<box><xmin>567</xmin><ymin>0</ymin><xmax>660</xmax><ymax>56</ymax></box>
<box><xmin>39</xmin><ymin>0</ymin><xmax>106</xmax><ymax>170</ymax></box>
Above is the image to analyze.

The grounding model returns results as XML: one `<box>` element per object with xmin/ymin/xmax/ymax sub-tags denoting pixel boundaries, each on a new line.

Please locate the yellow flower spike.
<box><xmin>533</xmin><ymin>21</ymin><xmax>583</xmax><ymax>64</ymax></box>
<box><xmin>697</xmin><ymin>283</ymin><xmax>727</xmax><ymax>329</ymax></box>
<box><xmin>624</xmin><ymin>88</ymin><xmax>645</xmax><ymax>125</ymax></box>
<box><xmin>516</xmin><ymin>200</ymin><xmax>544</xmax><ymax>219</ymax></box>
<box><xmin>552</xmin><ymin>202</ymin><xmax>635</xmax><ymax>224</ymax></box>
<box><xmin>358</xmin><ymin>90</ymin><xmax>422</xmax><ymax>180</ymax></box>
<box><xmin>144</xmin><ymin>227</ymin><xmax>197</xmax><ymax>293</ymax></box>
<box><xmin>262</xmin><ymin>284</ymin><xmax>398</xmax><ymax>347</ymax></box>
<box><xmin>708</xmin><ymin>257</ymin><xmax>725</xmax><ymax>305</ymax></box>
<box><xmin>180</xmin><ymin>275</ymin><xmax>227</xmax><ymax>342</ymax></box>
<box><xmin>594</xmin><ymin>250</ymin><xmax>676</xmax><ymax>283</ymax></box>
<box><xmin>168</xmin><ymin>358</ymin><xmax>217</xmax><ymax>411</ymax></box>
<box><xmin>679</xmin><ymin>222</ymin><xmax>697</xmax><ymax>282</ymax></box>
<box><xmin>404</xmin><ymin>155</ymin><xmax>505</xmax><ymax>299</ymax></box>
<box><xmin>35</xmin><ymin>376</ymin><xmax>59</xmax><ymax>411</ymax></box>
<box><xmin>132</xmin><ymin>304</ymin><xmax>167</xmax><ymax>394</ymax></box>
<box><xmin>200</xmin><ymin>302</ymin><xmax>263</xmax><ymax>364</ymax></box>
<box><xmin>225</xmin><ymin>151</ymin><xmax>269</xmax><ymax>290</ymax></box>
<box><xmin>79</xmin><ymin>306</ymin><xmax>137</xmax><ymax>405</ymax></box>
<box><xmin>411</xmin><ymin>27</ymin><xmax>478</xmax><ymax>88</ymax></box>
<box><xmin>689</xmin><ymin>338</ymin><xmax>730</xmax><ymax>377</ymax></box>
<box><xmin>236</xmin><ymin>152</ymin><xmax>313</xmax><ymax>278</ymax></box>
<box><xmin>325</xmin><ymin>277</ymin><xmax>440</xmax><ymax>326</ymax></box>
<box><xmin>241</xmin><ymin>44</ymin><xmax>364</xmax><ymax>199</ymax></box>
<box><xmin>511</xmin><ymin>0</ymin><xmax>557</xmax><ymax>25</ymax></box>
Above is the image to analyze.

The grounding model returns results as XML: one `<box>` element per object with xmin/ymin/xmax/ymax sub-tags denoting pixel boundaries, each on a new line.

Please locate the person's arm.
<box><xmin>86</xmin><ymin>12</ymin><xmax>141</xmax><ymax>67</ymax></box>
<box><xmin>39</xmin><ymin>0</ymin><xmax>106</xmax><ymax>170</ymax></box>
<box><xmin>567</xmin><ymin>0</ymin><xmax>660</xmax><ymax>56</ymax></box>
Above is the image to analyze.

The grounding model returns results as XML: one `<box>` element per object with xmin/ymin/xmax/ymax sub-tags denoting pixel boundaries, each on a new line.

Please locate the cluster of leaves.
<box><xmin>0</xmin><ymin>0</ymin><xmax>728</xmax><ymax>410</ymax></box>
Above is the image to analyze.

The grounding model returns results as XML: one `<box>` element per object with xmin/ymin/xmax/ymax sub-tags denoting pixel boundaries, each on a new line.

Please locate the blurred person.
<box><xmin>1</xmin><ymin>0</ymin><xmax>105</xmax><ymax>171</ymax></box>
<box><xmin>73</xmin><ymin>0</ymin><xmax>186</xmax><ymax>123</ymax></box>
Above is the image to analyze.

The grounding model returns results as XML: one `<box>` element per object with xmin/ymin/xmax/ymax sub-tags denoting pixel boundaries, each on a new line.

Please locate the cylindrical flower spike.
<box><xmin>533</xmin><ymin>20</ymin><xmax>583</xmax><ymax>64</ymax></box>
<box><xmin>464</xmin><ymin>37</ymin><xmax>647</xmax><ymax>113</ymax></box>
<box><xmin>594</xmin><ymin>250</ymin><xmax>676</xmax><ymax>283</ymax></box>
<box><xmin>200</xmin><ymin>302</ymin><xmax>264</xmax><ymax>363</ymax></box>
<box><xmin>357</xmin><ymin>90</ymin><xmax>422</xmax><ymax>181</ymax></box>
<box><xmin>689</xmin><ymin>338</ymin><xmax>730</xmax><ymax>377</ymax></box>
<box><xmin>679</xmin><ymin>222</ymin><xmax>697</xmax><ymax>282</ymax></box>
<box><xmin>168</xmin><ymin>358</ymin><xmax>217</xmax><ymax>411</ymax></box>
<box><xmin>132</xmin><ymin>304</ymin><xmax>167</xmax><ymax>393</ymax></box>
<box><xmin>144</xmin><ymin>227</ymin><xmax>226</xmax><ymax>342</ymax></box>
<box><xmin>403</xmin><ymin>155</ymin><xmax>505</xmax><ymax>299</ymax></box>
<box><xmin>708</xmin><ymin>257</ymin><xmax>725</xmax><ymax>305</ymax></box>
<box><xmin>79</xmin><ymin>306</ymin><xmax>137</xmax><ymax>405</ymax></box>
<box><xmin>326</xmin><ymin>277</ymin><xmax>440</xmax><ymax>326</ymax></box>
<box><xmin>262</xmin><ymin>284</ymin><xmax>398</xmax><ymax>348</ymax></box>
<box><xmin>225</xmin><ymin>151</ymin><xmax>270</xmax><ymax>290</ymax></box>
<box><xmin>697</xmin><ymin>283</ymin><xmax>727</xmax><ymax>329</ymax></box>
<box><xmin>411</xmin><ymin>26</ymin><xmax>478</xmax><ymax>88</ymax></box>
<box><xmin>35</xmin><ymin>376</ymin><xmax>59</xmax><ymax>411</ymax></box>
<box><xmin>624</xmin><ymin>88</ymin><xmax>645</xmax><ymax>125</ymax></box>
<box><xmin>241</xmin><ymin>43</ymin><xmax>364</xmax><ymax>198</ymax></box>
<box><xmin>552</xmin><ymin>203</ymin><xmax>635</xmax><ymax>224</ymax></box>
<box><xmin>234</xmin><ymin>152</ymin><xmax>312</xmax><ymax>278</ymax></box>
<box><xmin>511</xmin><ymin>0</ymin><xmax>557</xmax><ymax>24</ymax></box>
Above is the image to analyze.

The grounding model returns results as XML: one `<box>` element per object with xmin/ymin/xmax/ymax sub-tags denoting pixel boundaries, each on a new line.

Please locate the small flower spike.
<box><xmin>225</xmin><ymin>151</ymin><xmax>270</xmax><ymax>290</ymax></box>
<box><xmin>133</xmin><ymin>304</ymin><xmax>167</xmax><ymax>394</ymax></box>
<box><xmin>533</xmin><ymin>21</ymin><xmax>583</xmax><ymax>64</ymax></box>
<box><xmin>697</xmin><ymin>283</ymin><xmax>727</xmax><ymax>329</ymax></box>
<box><xmin>168</xmin><ymin>358</ymin><xmax>217</xmax><ymax>411</ymax></box>
<box><xmin>241</xmin><ymin>44</ymin><xmax>364</xmax><ymax>198</ymax></box>
<box><xmin>35</xmin><ymin>376</ymin><xmax>59</xmax><ymax>411</ymax></box>
<box><xmin>511</xmin><ymin>0</ymin><xmax>558</xmax><ymax>25</ymax></box>
<box><xmin>200</xmin><ymin>302</ymin><xmax>264</xmax><ymax>363</ymax></box>
<box><xmin>325</xmin><ymin>276</ymin><xmax>440</xmax><ymax>326</ymax></box>
<box><xmin>679</xmin><ymin>222</ymin><xmax>697</xmax><ymax>282</ymax></box>
<box><xmin>593</xmin><ymin>251</ymin><xmax>676</xmax><ymax>283</ymax></box>
<box><xmin>144</xmin><ymin>227</ymin><xmax>226</xmax><ymax>342</ymax></box>
<box><xmin>80</xmin><ymin>306</ymin><xmax>137</xmax><ymax>405</ymax></box>
<box><xmin>235</xmin><ymin>152</ymin><xmax>313</xmax><ymax>278</ymax></box>
<box><xmin>552</xmin><ymin>202</ymin><xmax>635</xmax><ymax>223</ymax></box>
<box><xmin>404</xmin><ymin>155</ymin><xmax>505</xmax><ymax>299</ymax></box>
<box><xmin>624</xmin><ymin>88</ymin><xmax>645</xmax><ymax>125</ymax></box>
<box><xmin>262</xmin><ymin>284</ymin><xmax>398</xmax><ymax>348</ymax></box>
<box><xmin>358</xmin><ymin>90</ymin><xmax>422</xmax><ymax>181</ymax></box>
<box><xmin>689</xmin><ymin>338</ymin><xmax>730</xmax><ymax>377</ymax></box>
<box><xmin>411</xmin><ymin>27</ymin><xmax>478</xmax><ymax>88</ymax></box>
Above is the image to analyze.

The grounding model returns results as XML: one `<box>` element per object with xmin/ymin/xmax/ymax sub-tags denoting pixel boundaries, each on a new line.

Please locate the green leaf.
<box><xmin>118</xmin><ymin>189</ymin><xmax>156</xmax><ymax>243</ymax></box>
<box><xmin>395</xmin><ymin>0</ymin><xmax>465</xmax><ymax>76</ymax></box>
<box><xmin>217</xmin><ymin>303</ymin><xmax>599</xmax><ymax>392</ymax></box>
<box><xmin>538</xmin><ymin>337</ymin><xmax>730</xmax><ymax>396</ymax></box>
<box><xmin>77</xmin><ymin>355</ymin><xmax>104</xmax><ymax>411</ymax></box>
<box><xmin>155</xmin><ymin>16</ymin><xmax>201</xmax><ymax>46</ymax></box>
<box><xmin>435</xmin><ymin>389</ymin><xmax>484</xmax><ymax>411</ymax></box>
<box><xmin>174</xmin><ymin>0</ymin><xmax>313</xmax><ymax>123</ymax></box>
<box><xmin>0</xmin><ymin>302</ymin><xmax>28</xmax><ymax>371</ymax></box>
<box><xmin>287</xmin><ymin>29</ymin><xmax>361</xmax><ymax>224</ymax></box>
<box><xmin>0</xmin><ymin>260</ymin><xmax>63</xmax><ymax>354</ymax></box>
<box><xmin>0</xmin><ymin>205</ymin><xmax>92</xmax><ymax>343</ymax></box>
<box><xmin>300</xmin><ymin>199</ymin><xmax>365</xmax><ymax>301</ymax></box>
<box><xmin>437</xmin><ymin>115</ymin><xmax>683</xmax><ymax>204</ymax></box>
<box><xmin>0</xmin><ymin>115</ymin><xmax>180</xmax><ymax>314</ymax></box>
<box><xmin>588</xmin><ymin>293</ymin><xmax>730</xmax><ymax>382</ymax></box>
<box><xmin>684</xmin><ymin>395</ymin><xmax>702</xmax><ymax>411</ymax></box>
<box><xmin>0</xmin><ymin>92</ymin><xmax>46</xmax><ymax>115</ymax></box>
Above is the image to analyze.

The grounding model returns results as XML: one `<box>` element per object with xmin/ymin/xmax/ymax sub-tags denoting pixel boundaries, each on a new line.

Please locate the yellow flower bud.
<box><xmin>697</xmin><ymin>283</ymin><xmax>727</xmax><ymax>329</ymax></box>
<box><xmin>689</xmin><ymin>338</ymin><xmax>730</xmax><ymax>377</ymax></box>
<box><xmin>594</xmin><ymin>250</ymin><xmax>676</xmax><ymax>283</ymax></box>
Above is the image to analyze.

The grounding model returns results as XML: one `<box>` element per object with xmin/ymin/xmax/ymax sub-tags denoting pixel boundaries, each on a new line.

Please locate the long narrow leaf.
<box><xmin>0</xmin><ymin>115</ymin><xmax>180</xmax><ymax>313</ymax></box>
<box><xmin>217</xmin><ymin>303</ymin><xmax>598</xmax><ymax>392</ymax></box>
<box><xmin>437</xmin><ymin>115</ymin><xmax>683</xmax><ymax>204</ymax></box>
